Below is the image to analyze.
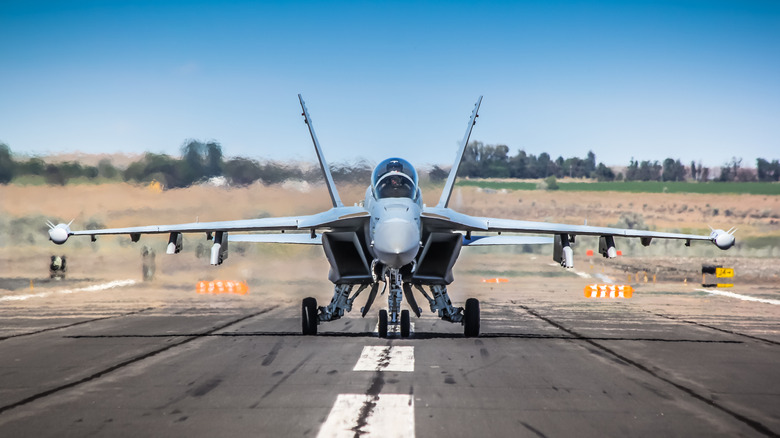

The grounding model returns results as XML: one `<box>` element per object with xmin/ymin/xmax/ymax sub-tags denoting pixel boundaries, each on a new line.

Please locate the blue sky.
<box><xmin>1</xmin><ymin>0</ymin><xmax>778</xmax><ymax>168</ymax></box>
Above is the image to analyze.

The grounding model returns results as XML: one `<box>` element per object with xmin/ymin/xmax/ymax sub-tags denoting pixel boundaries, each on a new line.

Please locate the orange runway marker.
<box><xmin>481</xmin><ymin>278</ymin><xmax>509</xmax><ymax>283</ymax></box>
<box><xmin>197</xmin><ymin>280</ymin><xmax>249</xmax><ymax>295</ymax></box>
<box><xmin>584</xmin><ymin>284</ymin><xmax>633</xmax><ymax>299</ymax></box>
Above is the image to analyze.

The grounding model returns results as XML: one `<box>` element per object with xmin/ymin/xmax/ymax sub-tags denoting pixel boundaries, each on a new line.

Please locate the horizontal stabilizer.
<box><xmin>229</xmin><ymin>233</ymin><xmax>322</xmax><ymax>245</ymax></box>
<box><xmin>463</xmin><ymin>235</ymin><xmax>553</xmax><ymax>246</ymax></box>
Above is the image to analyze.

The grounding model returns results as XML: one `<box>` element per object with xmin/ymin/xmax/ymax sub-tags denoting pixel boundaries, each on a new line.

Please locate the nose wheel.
<box><xmin>400</xmin><ymin>309</ymin><xmax>410</xmax><ymax>337</ymax></box>
<box><xmin>377</xmin><ymin>309</ymin><xmax>411</xmax><ymax>338</ymax></box>
<box><xmin>378</xmin><ymin>309</ymin><xmax>388</xmax><ymax>338</ymax></box>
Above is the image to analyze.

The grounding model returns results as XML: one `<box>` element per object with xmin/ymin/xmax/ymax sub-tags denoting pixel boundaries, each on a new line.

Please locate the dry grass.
<box><xmin>1</xmin><ymin>181</ymin><xmax>779</xmax><ymax>295</ymax></box>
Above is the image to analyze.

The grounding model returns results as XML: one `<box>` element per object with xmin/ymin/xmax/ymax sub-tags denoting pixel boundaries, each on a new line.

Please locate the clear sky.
<box><xmin>1</xmin><ymin>0</ymin><xmax>778</xmax><ymax>168</ymax></box>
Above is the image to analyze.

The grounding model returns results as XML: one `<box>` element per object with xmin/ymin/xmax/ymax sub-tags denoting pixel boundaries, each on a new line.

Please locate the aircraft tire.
<box><xmin>400</xmin><ymin>309</ymin><xmax>410</xmax><ymax>338</ymax></box>
<box><xmin>378</xmin><ymin>309</ymin><xmax>388</xmax><ymax>338</ymax></box>
<box><xmin>464</xmin><ymin>298</ymin><xmax>480</xmax><ymax>338</ymax></box>
<box><xmin>302</xmin><ymin>297</ymin><xmax>318</xmax><ymax>335</ymax></box>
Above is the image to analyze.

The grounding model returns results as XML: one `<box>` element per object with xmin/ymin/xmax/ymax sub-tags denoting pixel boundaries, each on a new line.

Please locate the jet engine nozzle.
<box><xmin>373</xmin><ymin>218</ymin><xmax>420</xmax><ymax>268</ymax></box>
<box><xmin>710</xmin><ymin>228</ymin><xmax>736</xmax><ymax>250</ymax></box>
<box><xmin>48</xmin><ymin>223</ymin><xmax>71</xmax><ymax>245</ymax></box>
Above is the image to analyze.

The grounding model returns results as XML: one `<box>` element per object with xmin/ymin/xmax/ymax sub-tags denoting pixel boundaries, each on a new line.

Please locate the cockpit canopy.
<box><xmin>372</xmin><ymin>158</ymin><xmax>418</xmax><ymax>199</ymax></box>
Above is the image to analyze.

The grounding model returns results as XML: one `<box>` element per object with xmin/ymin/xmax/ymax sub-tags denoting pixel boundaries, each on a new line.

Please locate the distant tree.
<box><xmin>509</xmin><ymin>150</ymin><xmax>529</xmax><ymax>178</ymax></box>
<box><xmin>0</xmin><ymin>143</ymin><xmax>14</xmax><ymax>184</ymax></box>
<box><xmin>584</xmin><ymin>151</ymin><xmax>597</xmax><ymax>176</ymax></box>
<box><xmin>625</xmin><ymin>158</ymin><xmax>639</xmax><ymax>181</ymax></box>
<box><xmin>44</xmin><ymin>164</ymin><xmax>66</xmax><ymax>185</ymax></box>
<box><xmin>331</xmin><ymin>160</ymin><xmax>371</xmax><ymax>184</ymax></box>
<box><xmin>17</xmin><ymin>157</ymin><xmax>45</xmax><ymax>176</ymax></box>
<box><xmin>718</xmin><ymin>157</ymin><xmax>742</xmax><ymax>182</ymax></box>
<box><xmin>757</xmin><ymin>158</ymin><xmax>780</xmax><ymax>182</ymax></box>
<box><xmin>205</xmin><ymin>141</ymin><xmax>223</xmax><ymax>177</ymax></box>
<box><xmin>84</xmin><ymin>165</ymin><xmax>99</xmax><ymax>179</ymax></box>
<box><xmin>536</xmin><ymin>152</ymin><xmax>554</xmax><ymax>178</ymax></box>
<box><xmin>97</xmin><ymin>158</ymin><xmax>119</xmax><ymax>179</ymax></box>
<box><xmin>662</xmin><ymin>158</ymin><xmax>685</xmax><ymax>182</ymax></box>
<box><xmin>593</xmin><ymin>163</ymin><xmax>615</xmax><ymax>181</ymax></box>
<box><xmin>636</xmin><ymin>160</ymin><xmax>661</xmax><ymax>181</ymax></box>
<box><xmin>223</xmin><ymin>157</ymin><xmax>263</xmax><ymax>186</ymax></box>
<box><xmin>428</xmin><ymin>165</ymin><xmax>449</xmax><ymax>183</ymax></box>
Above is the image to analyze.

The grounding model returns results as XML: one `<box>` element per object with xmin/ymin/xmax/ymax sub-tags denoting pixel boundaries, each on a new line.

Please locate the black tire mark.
<box><xmin>65</xmin><ymin>332</ymin><xmax>743</xmax><ymax>343</ymax></box>
<box><xmin>257</xmin><ymin>352</ymin><xmax>314</xmax><ymax>401</ymax></box>
<box><xmin>0</xmin><ymin>307</ymin><xmax>155</xmax><ymax>341</ymax></box>
<box><xmin>652</xmin><ymin>312</ymin><xmax>780</xmax><ymax>346</ymax></box>
<box><xmin>0</xmin><ymin>306</ymin><xmax>277</xmax><ymax>415</ymax></box>
<box><xmin>520</xmin><ymin>305</ymin><xmax>779</xmax><ymax>438</ymax></box>
<box><xmin>261</xmin><ymin>340</ymin><xmax>285</xmax><ymax>366</ymax></box>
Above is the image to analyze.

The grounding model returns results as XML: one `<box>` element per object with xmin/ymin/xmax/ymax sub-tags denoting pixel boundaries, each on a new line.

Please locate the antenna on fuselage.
<box><xmin>299</xmin><ymin>94</ymin><xmax>343</xmax><ymax>208</ymax></box>
<box><xmin>436</xmin><ymin>96</ymin><xmax>483</xmax><ymax>208</ymax></box>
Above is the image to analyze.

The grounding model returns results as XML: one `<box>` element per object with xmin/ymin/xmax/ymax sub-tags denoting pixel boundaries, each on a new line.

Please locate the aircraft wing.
<box><xmin>59</xmin><ymin>206</ymin><xmax>368</xmax><ymax>239</ymax></box>
<box><xmin>463</xmin><ymin>235</ymin><xmax>554</xmax><ymax>246</ymax></box>
<box><xmin>229</xmin><ymin>233</ymin><xmax>322</xmax><ymax>245</ymax></box>
<box><xmin>422</xmin><ymin>207</ymin><xmax>726</xmax><ymax>244</ymax></box>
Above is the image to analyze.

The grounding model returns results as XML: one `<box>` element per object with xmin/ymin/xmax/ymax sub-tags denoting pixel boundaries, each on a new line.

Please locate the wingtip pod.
<box><xmin>710</xmin><ymin>228</ymin><xmax>736</xmax><ymax>250</ymax></box>
<box><xmin>48</xmin><ymin>222</ymin><xmax>71</xmax><ymax>245</ymax></box>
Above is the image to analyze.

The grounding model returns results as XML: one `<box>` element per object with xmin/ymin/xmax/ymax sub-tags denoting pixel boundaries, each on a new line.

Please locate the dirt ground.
<box><xmin>1</xmin><ymin>181</ymin><xmax>778</xmax><ymax>299</ymax></box>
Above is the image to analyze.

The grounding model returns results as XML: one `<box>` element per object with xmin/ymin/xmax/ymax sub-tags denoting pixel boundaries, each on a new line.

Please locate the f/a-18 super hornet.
<box><xmin>48</xmin><ymin>95</ymin><xmax>736</xmax><ymax>337</ymax></box>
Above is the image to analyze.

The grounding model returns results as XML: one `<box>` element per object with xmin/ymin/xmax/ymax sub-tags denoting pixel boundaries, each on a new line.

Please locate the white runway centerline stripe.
<box><xmin>317</xmin><ymin>393</ymin><xmax>414</xmax><ymax>438</ymax></box>
<box><xmin>0</xmin><ymin>279</ymin><xmax>137</xmax><ymax>302</ymax></box>
<box><xmin>353</xmin><ymin>346</ymin><xmax>414</xmax><ymax>372</ymax></box>
<box><xmin>696</xmin><ymin>288</ymin><xmax>780</xmax><ymax>305</ymax></box>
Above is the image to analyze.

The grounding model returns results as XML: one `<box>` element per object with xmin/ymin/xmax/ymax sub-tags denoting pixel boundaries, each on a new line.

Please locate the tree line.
<box><xmin>0</xmin><ymin>140</ymin><xmax>778</xmax><ymax>187</ymax></box>
<box><xmin>0</xmin><ymin>140</ymin><xmax>373</xmax><ymax>187</ymax></box>
<box><xmin>446</xmin><ymin>141</ymin><xmax>778</xmax><ymax>183</ymax></box>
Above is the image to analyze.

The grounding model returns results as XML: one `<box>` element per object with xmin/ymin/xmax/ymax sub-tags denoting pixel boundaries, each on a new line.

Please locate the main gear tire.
<box><xmin>302</xmin><ymin>297</ymin><xmax>318</xmax><ymax>335</ymax></box>
<box><xmin>464</xmin><ymin>298</ymin><xmax>480</xmax><ymax>338</ymax></box>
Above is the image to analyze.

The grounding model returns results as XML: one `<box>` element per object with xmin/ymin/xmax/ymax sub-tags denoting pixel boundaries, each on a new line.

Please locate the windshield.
<box><xmin>372</xmin><ymin>158</ymin><xmax>418</xmax><ymax>199</ymax></box>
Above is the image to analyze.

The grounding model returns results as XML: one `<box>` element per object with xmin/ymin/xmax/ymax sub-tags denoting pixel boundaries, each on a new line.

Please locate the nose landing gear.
<box><xmin>301</xmin><ymin>267</ymin><xmax>480</xmax><ymax>338</ymax></box>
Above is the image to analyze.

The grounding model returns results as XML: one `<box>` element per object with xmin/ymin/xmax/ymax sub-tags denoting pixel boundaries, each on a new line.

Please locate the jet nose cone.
<box><xmin>373</xmin><ymin>219</ymin><xmax>420</xmax><ymax>268</ymax></box>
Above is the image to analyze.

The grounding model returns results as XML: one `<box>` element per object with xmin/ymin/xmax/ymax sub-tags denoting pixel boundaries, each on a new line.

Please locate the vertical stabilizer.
<box><xmin>299</xmin><ymin>94</ymin><xmax>343</xmax><ymax>208</ymax></box>
<box><xmin>436</xmin><ymin>96</ymin><xmax>482</xmax><ymax>208</ymax></box>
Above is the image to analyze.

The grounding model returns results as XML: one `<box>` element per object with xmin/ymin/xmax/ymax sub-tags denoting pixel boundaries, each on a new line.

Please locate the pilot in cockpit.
<box><xmin>372</xmin><ymin>158</ymin><xmax>418</xmax><ymax>199</ymax></box>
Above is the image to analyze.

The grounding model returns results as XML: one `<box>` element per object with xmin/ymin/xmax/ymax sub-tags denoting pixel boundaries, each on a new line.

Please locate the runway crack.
<box><xmin>519</xmin><ymin>305</ymin><xmax>779</xmax><ymax>438</ymax></box>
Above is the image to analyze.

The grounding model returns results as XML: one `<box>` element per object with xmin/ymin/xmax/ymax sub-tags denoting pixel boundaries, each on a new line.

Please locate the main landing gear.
<box><xmin>302</xmin><ymin>267</ymin><xmax>480</xmax><ymax>338</ymax></box>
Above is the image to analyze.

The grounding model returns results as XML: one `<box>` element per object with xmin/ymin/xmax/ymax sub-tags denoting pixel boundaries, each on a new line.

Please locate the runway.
<box><xmin>0</xmin><ymin>276</ymin><xmax>778</xmax><ymax>437</ymax></box>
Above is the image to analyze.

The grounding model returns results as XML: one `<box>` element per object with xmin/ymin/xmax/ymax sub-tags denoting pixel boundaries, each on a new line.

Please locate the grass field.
<box><xmin>456</xmin><ymin>179</ymin><xmax>780</xmax><ymax>195</ymax></box>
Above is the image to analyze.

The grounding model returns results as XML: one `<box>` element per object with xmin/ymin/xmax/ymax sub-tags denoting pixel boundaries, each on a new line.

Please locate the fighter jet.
<box><xmin>47</xmin><ymin>95</ymin><xmax>736</xmax><ymax>337</ymax></box>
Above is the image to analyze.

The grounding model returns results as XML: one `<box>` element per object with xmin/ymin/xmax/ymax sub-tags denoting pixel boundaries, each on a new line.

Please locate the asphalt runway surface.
<box><xmin>0</xmin><ymin>276</ymin><xmax>778</xmax><ymax>437</ymax></box>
